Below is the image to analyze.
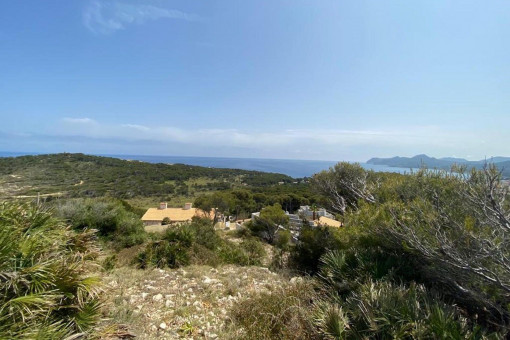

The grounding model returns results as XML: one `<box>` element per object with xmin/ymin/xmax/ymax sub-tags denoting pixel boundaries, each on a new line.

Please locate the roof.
<box><xmin>142</xmin><ymin>207</ymin><xmax>213</xmax><ymax>222</ymax></box>
<box><xmin>316</xmin><ymin>216</ymin><xmax>342</xmax><ymax>228</ymax></box>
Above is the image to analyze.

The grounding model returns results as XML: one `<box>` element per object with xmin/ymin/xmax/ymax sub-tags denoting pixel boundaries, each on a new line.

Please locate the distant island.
<box><xmin>367</xmin><ymin>154</ymin><xmax>510</xmax><ymax>178</ymax></box>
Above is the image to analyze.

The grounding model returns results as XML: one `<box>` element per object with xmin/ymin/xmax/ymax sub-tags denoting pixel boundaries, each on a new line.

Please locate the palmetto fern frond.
<box><xmin>0</xmin><ymin>201</ymin><xmax>102</xmax><ymax>337</ymax></box>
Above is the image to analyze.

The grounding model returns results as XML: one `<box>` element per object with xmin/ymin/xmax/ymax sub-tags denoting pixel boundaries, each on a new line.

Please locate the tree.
<box><xmin>311</xmin><ymin>203</ymin><xmax>318</xmax><ymax>220</ymax></box>
<box><xmin>230</xmin><ymin>189</ymin><xmax>256</xmax><ymax>219</ymax></box>
<box><xmin>380</xmin><ymin>166</ymin><xmax>510</xmax><ymax>330</ymax></box>
<box><xmin>194</xmin><ymin>192</ymin><xmax>232</xmax><ymax>225</ymax></box>
<box><xmin>251</xmin><ymin>204</ymin><xmax>289</xmax><ymax>244</ymax></box>
<box><xmin>313</xmin><ymin>162</ymin><xmax>510</xmax><ymax>332</ymax></box>
<box><xmin>162</xmin><ymin>217</ymin><xmax>171</xmax><ymax>225</ymax></box>
<box><xmin>312</xmin><ymin>162</ymin><xmax>376</xmax><ymax>215</ymax></box>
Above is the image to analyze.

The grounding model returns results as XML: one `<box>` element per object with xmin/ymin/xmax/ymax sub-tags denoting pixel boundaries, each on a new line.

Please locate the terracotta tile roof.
<box><xmin>141</xmin><ymin>207</ymin><xmax>213</xmax><ymax>222</ymax></box>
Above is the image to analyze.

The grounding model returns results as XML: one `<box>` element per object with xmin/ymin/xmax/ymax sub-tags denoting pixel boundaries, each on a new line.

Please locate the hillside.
<box><xmin>367</xmin><ymin>154</ymin><xmax>510</xmax><ymax>178</ymax></box>
<box><xmin>0</xmin><ymin>153</ymin><xmax>294</xmax><ymax>199</ymax></box>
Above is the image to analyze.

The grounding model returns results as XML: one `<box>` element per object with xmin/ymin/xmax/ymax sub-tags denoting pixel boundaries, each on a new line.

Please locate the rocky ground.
<box><xmin>101</xmin><ymin>264</ymin><xmax>292</xmax><ymax>339</ymax></box>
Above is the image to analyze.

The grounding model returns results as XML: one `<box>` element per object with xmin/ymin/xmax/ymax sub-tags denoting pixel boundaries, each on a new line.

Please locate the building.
<box><xmin>251</xmin><ymin>210</ymin><xmax>313</xmax><ymax>229</ymax></box>
<box><xmin>297</xmin><ymin>205</ymin><xmax>334</xmax><ymax>220</ymax></box>
<box><xmin>141</xmin><ymin>202</ymin><xmax>213</xmax><ymax>226</ymax></box>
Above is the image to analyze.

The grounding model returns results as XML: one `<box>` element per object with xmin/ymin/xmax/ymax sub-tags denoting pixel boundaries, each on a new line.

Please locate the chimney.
<box><xmin>184</xmin><ymin>202</ymin><xmax>192</xmax><ymax>210</ymax></box>
<box><xmin>159</xmin><ymin>202</ymin><xmax>167</xmax><ymax>210</ymax></box>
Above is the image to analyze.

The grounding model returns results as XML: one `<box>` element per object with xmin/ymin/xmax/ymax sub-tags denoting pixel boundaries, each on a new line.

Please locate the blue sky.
<box><xmin>0</xmin><ymin>0</ymin><xmax>509</xmax><ymax>161</ymax></box>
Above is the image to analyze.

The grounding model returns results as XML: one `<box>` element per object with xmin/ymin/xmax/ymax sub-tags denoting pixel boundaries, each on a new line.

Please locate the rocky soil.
<box><xmin>101</xmin><ymin>265</ymin><xmax>291</xmax><ymax>339</ymax></box>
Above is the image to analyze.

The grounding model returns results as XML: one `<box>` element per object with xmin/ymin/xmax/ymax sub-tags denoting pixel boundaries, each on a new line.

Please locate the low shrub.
<box><xmin>0</xmin><ymin>202</ymin><xmax>102</xmax><ymax>338</ymax></box>
<box><xmin>102</xmin><ymin>254</ymin><xmax>118</xmax><ymax>271</ymax></box>
<box><xmin>137</xmin><ymin>219</ymin><xmax>266</xmax><ymax>269</ymax></box>
<box><xmin>231</xmin><ymin>281</ymin><xmax>320</xmax><ymax>340</ymax></box>
<box><xmin>312</xmin><ymin>250</ymin><xmax>501</xmax><ymax>339</ymax></box>
<box><xmin>56</xmin><ymin>198</ymin><xmax>147</xmax><ymax>249</ymax></box>
<box><xmin>275</xmin><ymin>229</ymin><xmax>291</xmax><ymax>251</ymax></box>
<box><xmin>327</xmin><ymin>280</ymin><xmax>498</xmax><ymax>339</ymax></box>
<box><xmin>290</xmin><ymin>225</ymin><xmax>344</xmax><ymax>274</ymax></box>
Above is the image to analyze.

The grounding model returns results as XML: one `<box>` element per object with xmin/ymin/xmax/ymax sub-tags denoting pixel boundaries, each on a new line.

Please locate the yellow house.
<box><xmin>141</xmin><ymin>202</ymin><xmax>213</xmax><ymax>226</ymax></box>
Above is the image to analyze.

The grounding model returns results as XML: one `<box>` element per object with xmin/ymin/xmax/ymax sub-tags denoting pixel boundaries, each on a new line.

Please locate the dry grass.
<box><xmin>226</xmin><ymin>280</ymin><xmax>320</xmax><ymax>340</ymax></box>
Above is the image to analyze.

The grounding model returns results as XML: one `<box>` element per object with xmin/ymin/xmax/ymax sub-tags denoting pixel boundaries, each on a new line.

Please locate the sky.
<box><xmin>0</xmin><ymin>0</ymin><xmax>509</xmax><ymax>162</ymax></box>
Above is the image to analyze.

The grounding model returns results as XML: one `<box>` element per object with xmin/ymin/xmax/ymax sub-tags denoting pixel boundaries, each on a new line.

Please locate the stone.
<box><xmin>153</xmin><ymin>293</ymin><xmax>163</xmax><ymax>302</ymax></box>
<box><xmin>159</xmin><ymin>322</ymin><xmax>167</xmax><ymax>330</ymax></box>
<box><xmin>290</xmin><ymin>277</ymin><xmax>303</xmax><ymax>284</ymax></box>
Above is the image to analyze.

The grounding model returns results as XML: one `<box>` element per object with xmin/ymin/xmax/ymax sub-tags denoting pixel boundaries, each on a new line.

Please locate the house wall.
<box><xmin>143</xmin><ymin>220</ymin><xmax>161</xmax><ymax>226</ymax></box>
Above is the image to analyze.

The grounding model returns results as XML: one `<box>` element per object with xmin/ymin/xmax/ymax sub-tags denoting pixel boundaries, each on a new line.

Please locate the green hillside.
<box><xmin>0</xmin><ymin>153</ymin><xmax>293</xmax><ymax>199</ymax></box>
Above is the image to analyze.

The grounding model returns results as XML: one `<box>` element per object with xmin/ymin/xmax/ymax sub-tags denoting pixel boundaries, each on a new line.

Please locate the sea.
<box><xmin>0</xmin><ymin>152</ymin><xmax>415</xmax><ymax>178</ymax></box>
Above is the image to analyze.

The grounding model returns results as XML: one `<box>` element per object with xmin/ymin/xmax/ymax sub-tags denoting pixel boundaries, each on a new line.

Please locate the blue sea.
<box><xmin>0</xmin><ymin>151</ymin><xmax>415</xmax><ymax>178</ymax></box>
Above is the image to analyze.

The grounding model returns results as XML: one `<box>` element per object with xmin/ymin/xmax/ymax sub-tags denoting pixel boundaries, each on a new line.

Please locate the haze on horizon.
<box><xmin>1</xmin><ymin>1</ymin><xmax>509</xmax><ymax>162</ymax></box>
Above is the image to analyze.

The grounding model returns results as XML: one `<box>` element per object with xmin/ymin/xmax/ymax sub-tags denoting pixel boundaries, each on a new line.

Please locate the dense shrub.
<box><xmin>308</xmin><ymin>164</ymin><xmax>510</xmax><ymax>335</ymax></box>
<box><xmin>137</xmin><ymin>219</ymin><xmax>266</xmax><ymax>269</ymax></box>
<box><xmin>0</xmin><ymin>202</ymin><xmax>101</xmax><ymax>338</ymax></box>
<box><xmin>314</xmin><ymin>280</ymin><xmax>498</xmax><ymax>339</ymax></box>
<box><xmin>317</xmin><ymin>247</ymin><xmax>419</xmax><ymax>295</ymax></box>
<box><xmin>290</xmin><ymin>225</ymin><xmax>344</xmax><ymax>274</ymax></box>
<box><xmin>56</xmin><ymin>198</ymin><xmax>146</xmax><ymax>248</ymax></box>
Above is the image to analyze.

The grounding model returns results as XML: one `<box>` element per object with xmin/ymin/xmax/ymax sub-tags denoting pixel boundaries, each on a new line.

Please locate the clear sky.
<box><xmin>1</xmin><ymin>0</ymin><xmax>509</xmax><ymax>161</ymax></box>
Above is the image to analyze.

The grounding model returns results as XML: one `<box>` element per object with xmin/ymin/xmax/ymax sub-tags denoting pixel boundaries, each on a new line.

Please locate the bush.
<box><xmin>275</xmin><ymin>229</ymin><xmax>291</xmax><ymax>251</ymax></box>
<box><xmin>290</xmin><ymin>225</ymin><xmax>344</xmax><ymax>274</ymax></box>
<box><xmin>231</xmin><ymin>281</ymin><xmax>320</xmax><ymax>340</ymax></box>
<box><xmin>102</xmin><ymin>254</ymin><xmax>118</xmax><ymax>271</ymax></box>
<box><xmin>320</xmin><ymin>280</ymin><xmax>499</xmax><ymax>339</ymax></box>
<box><xmin>56</xmin><ymin>198</ymin><xmax>146</xmax><ymax>249</ymax></box>
<box><xmin>137</xmin><ymin>226</ymin><xmax>194</xmax><ymax>268</ymax></box>
<box><xmin>0</xmin><ymin>202</ymin><xmax>102</xmax><ymax>338</ymax></box>
<box><xmin>240</xmin><ymin>237</ymin><xmax>267</xmax><ymax>264</ymax></box>
<box><xmin>310</xmin><ymin>162</ymin><xmax>510</xmax><ymax>334</ymax></box>
<box><xmin>317</xmin><ymin>248</ymin><xmax>418</xmax><ymax>296</ymax></box>
<box><xmin>137</xmin><ymin>219</ymin><xmax>266</xmax><ymax>269</ymax></box>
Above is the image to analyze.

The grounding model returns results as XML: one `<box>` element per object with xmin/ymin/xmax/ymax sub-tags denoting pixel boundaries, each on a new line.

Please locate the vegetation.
<box><xmin>3</xmin><ymin>153</ymin><xmax>510</xmax><ymax>338</ymax></box>
<box><xmin>290</xmin><ymin>225</ymin><xmax>344</xmax><ymax>274</ymax></box>
<box><xmin>227</xmin><ymin>162</ymin><xmax>510</xmax><ymax>338</ymax></box>
<box><xmin>137</xmin><ymin>218</ymin><xmax>266</xmax><ymax>269</ymax></box>
<box><xmin>249</xmin><ymin>203</ymin><xmax>289</xmax><ymax>244</ymax></box>
<box><xmin>0</xmin><ymin>153</ymin><xmax>294</xmax><ymax>198</ymax></box>
<box><xmin>55</xmin><ymin>198</ymin><xmax>147</xmax><ymax>249</ymax></box>
<box><xmin>274</xmin><ymin>162</ymin><xmax>509</xmax><ymax>337</ymax></box>
<box><xmin>0</xmin><ymin>202</ymin><xmax>101</xmax><ymax>339</ymax></box>
<box><xmin>193</xmin><ymin>185</ymin><xmax>321</xmax><ymax>222</ymax></box>
<box><xmin>231</xmin><ymin>281</ymin><xmax>319</xmax><ymax>340</ymax></box>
